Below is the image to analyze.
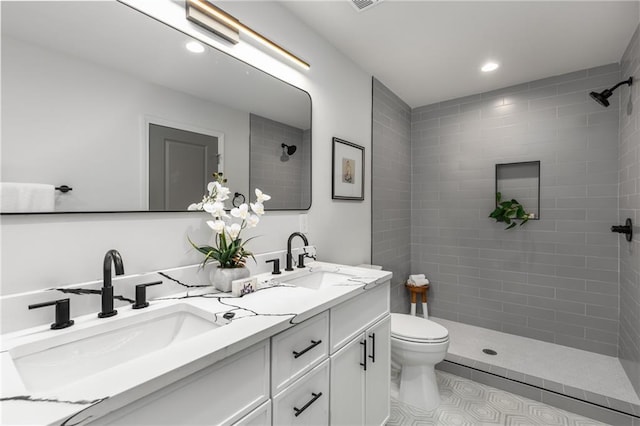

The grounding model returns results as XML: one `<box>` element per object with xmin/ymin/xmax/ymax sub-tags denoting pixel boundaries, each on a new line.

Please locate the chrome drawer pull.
<box><xmin>293</xmin><ymin>392</ymin><xmax>323</xmax><ymax>417</ymax></box>
<box><xmin>292</xmin><ymin>339</ymin><xmax>322</xmax><ymax>359</ymax></box>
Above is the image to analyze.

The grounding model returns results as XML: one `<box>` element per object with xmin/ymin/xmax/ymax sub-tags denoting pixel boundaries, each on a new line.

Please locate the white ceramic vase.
<box><xmin>210</xmin><ymin>266</ymin><xmax>250</xmax><ymax>292</ymax></box>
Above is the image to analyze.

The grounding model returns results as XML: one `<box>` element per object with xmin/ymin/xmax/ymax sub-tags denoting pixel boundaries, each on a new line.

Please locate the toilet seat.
<box><xmin>391</xmin><ymin>313</ymin><xmax>449</xmax><ymax>344</ymax></box>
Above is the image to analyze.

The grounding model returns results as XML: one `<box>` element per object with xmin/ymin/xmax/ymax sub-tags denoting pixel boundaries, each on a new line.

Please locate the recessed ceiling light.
<box><xmin>481</xmin><ymin>62</ymin><xmax>499</xmax><ymax>72</ymax></box>
<box><xmin>185</xmin><ymin>41</ymin><xmax>205</xmax><ymax>53</ymax></box>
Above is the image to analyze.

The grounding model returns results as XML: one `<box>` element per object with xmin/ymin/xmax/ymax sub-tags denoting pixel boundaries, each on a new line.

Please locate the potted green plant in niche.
<box><xmin>489</xmin><ymin>192</ymin><xmax>531</xmax><ymax>230</ymax></box>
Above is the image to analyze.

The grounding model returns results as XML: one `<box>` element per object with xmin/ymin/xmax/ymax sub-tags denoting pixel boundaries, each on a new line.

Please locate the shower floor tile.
<box><xmin>431</xmin><ymin>317</ymin><xmax>640</xmax><ymax>406</ymax></box>
<box><xmin>387</xmin><ymin>370</ymin><xmax>605</xmax><ymax>426</ymax></box>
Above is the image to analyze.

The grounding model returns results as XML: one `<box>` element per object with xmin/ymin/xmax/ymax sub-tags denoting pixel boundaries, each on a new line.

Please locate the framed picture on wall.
<box><xmin>332</xmin><ymin>137</ymin><xmax>364</xmax><ymax>201</ymax></box>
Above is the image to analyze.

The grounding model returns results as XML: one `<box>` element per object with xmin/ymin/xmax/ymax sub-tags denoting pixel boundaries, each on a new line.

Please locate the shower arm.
<box><xmin>608</xmin><ymin>77</ymin><xmax>633</xmax><ymax>92</ymax></box>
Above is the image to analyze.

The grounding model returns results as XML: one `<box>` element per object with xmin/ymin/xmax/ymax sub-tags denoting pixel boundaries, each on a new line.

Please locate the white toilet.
<box><xmin>390</xmin><ymin>313</ymin><xmax>449</xmax><ymax>411</ymax></box>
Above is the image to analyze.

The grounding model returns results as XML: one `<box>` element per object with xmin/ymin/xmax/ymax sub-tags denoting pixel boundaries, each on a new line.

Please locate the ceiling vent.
<box><xmin>349</xmin><ymin>0</ymin><xmax>383</xmax><ymax>12</ymax></box>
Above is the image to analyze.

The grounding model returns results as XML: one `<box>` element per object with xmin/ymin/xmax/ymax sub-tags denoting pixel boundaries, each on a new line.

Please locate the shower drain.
<box><xmin>482</xmin><ymin>348</ymin><xmax>498</xmax><ymax>355</ymax></box>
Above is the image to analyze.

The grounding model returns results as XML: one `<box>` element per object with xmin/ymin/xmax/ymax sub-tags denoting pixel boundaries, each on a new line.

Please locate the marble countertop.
<box><xmin>0</xmin><ymin>262</ymin><xmax>391</xmax><ymax>426</ymax></box>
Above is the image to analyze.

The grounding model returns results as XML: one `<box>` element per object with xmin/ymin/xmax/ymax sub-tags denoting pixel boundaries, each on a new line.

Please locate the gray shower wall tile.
<box><xmin>372</xmin><ymin>78</ymin><xmax>412</xmax><ymax>309</ymax></box>
<box><xmin>375</xmin><ymin>65</ymin><xmax>626</xmax><ymax>364</ymax></box>
<box><xmin>619</xmin><ymin>22</ymin><xmax>640</xmax><ymax>397</ymax></box>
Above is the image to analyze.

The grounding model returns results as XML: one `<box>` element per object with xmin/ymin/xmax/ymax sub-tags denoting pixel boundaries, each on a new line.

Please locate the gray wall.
<box><xmin>411</xmin><ymin>65</ymin><xmax>621</xmax><ymax>356</ymax></box>
<box><xmin>372</xmin><ymin>78</ymin><xmax>412</xmax><ymax>314</ymax></box>
<box><xmin>619</xmin><ymin>23</ymin><xmax>640</xmax><ymax>396</ymax></box>
<box><xmin>249</xmin><ymin>114</ymin><xmax>310</xmax><ymax>210</ymax></box>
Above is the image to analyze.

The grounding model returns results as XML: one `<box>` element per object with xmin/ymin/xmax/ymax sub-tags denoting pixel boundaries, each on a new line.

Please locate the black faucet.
<box><xmin>99</xmin><ymin>249</ymin><xmax>124</xmax><ymax>318</ymax></box>
<box><xmin>285</xmin><ymin>232</ymin><xmax>309</xmax><ymax>271</ymax></box>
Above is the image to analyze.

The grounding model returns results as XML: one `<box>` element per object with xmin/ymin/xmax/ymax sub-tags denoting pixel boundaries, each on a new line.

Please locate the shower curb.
<box><xmin>437</xmin><ymin>359</ymin><xmax>640</xmax><ymax>426</ymax></box>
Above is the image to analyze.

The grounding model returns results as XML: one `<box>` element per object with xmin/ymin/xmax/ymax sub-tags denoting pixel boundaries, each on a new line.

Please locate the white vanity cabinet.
<box><xmin>89</xmin><ymin>280</ymin><xmax>390</xmax><ymax>426</ymax></box>
<box><xmin>330</xmin><ymin>282</ymin><xmax>391</xmax><ymax>426</ymax></box>
<box><xmin>92</xmin><ymin>340</ymin><xmax>270</xmax><ymax>426</ymax></box>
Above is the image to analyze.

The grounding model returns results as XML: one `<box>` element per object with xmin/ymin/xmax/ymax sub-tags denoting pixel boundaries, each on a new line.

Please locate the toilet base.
<box><xmin>398</xmin><ymin>364</ymin><xmax>441</xmax><ymax>411</ymax></box>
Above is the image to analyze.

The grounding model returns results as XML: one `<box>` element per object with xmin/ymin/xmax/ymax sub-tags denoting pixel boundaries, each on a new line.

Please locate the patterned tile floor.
<box><xmin>387</xmin><ymin>371</ymin><xmax>605</xmax><ymax>425</ymax></box>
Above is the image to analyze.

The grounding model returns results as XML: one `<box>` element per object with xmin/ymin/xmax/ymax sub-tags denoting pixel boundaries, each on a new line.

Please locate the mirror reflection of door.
<box><xmin>148</xmin><ymin>124</ymin><xmax>219</xmax><ymax>211</ymax></box>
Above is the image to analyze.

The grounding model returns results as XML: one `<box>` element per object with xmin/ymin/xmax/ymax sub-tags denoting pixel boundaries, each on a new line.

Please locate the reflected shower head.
<box><xmin>589</xmin><ymin>77</ymin><xmax>633</xmax><ymax>108</ymax></box>
<box><xmin>282</xmin><ymin>143</ymin><xmax>297</xmax><ymax>155</ymax></box>
<box><xmin>280</xmin><ymin>143</ymin><xmax>297</xmax><ymax>162</ymax></box>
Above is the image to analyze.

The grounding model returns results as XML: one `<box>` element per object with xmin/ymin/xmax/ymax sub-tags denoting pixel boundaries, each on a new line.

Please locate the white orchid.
<box><xmin>206</xmin><ymin>219</ymin><xmax>226</xmax><ymax>234</ymax></box>
<box><xmin>204</xmin><ymin>200</ymin><xmax>229</xmax><ymax>219</ymax></box>
<box><xmin>189</xmin><ymin>173</ymin><xmax>271</xmax><ymax>269</ymax></box>
<box><xmin>255</xmin><ymin>188</ymin><xmax>271</xmax><ymax>203</ymax></box>
<box><xmin>205</xmin><ymin>180</ymin><xmax>230</xmax><ymax>202</ymax></box>
<box><xmin>250</xmin><ymin>202</ymin><xmax>265</xmax><ymax>216</ymax></box>
<box><xmin>226</xmin><ymin>223</ymin><xmax>241</xmax><ymax>239</ymax></box>
<box><xmin>207</xmin><ymin>181</ymin><xmax>216</xmax><ymax>195</ymax></box>
<box><xmin>246</xmin><ymin>214</ymin><xmax>260</xmax><ymax>228</ymax></box>
<box><xmin>231</xmin><ymin>203</ymin><xmax>249</xmax><ymax>220</ymax></box>
<box><xmin>215</xmin><ymin>184</ymin><xmax>231</xmax><ymax>202</ymax></box>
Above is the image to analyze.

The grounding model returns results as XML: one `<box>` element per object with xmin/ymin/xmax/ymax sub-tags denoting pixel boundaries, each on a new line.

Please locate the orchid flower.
<box><xmin>215</xmin><ymin>184</ymin><xmax>231</xmax><ymax>202</ymax></box>
<box><xmin>255</xmin><ymin>189</ymin><xmax>271</xmax><ymax>203</ymax></box>
<box><xmin>246</xmin><ymin>214</ymin><xmax>260</xmax><ymax>228</ymax></box>
<box><xmin>231</xmin><ymin>203</ymin><xmax>249</xmax><ymax>220</ymax></box>
<box><xmin>204</xmin><ymin>201</ymin><xmax>228</xmax><ymax>219</ymax></box>
<box><xmin>250</xmin><ymin>202</ymin><xmax>265</xmax><ymax>216</ymax></box>
<box><xmin>206</xmin><ymin>220</ymin><xmax>226</xmax><ymax>234</ymax></box>
<box><xmin>226</xmin><ymin>223</ymin><xmax>241</xmax><ymax>239</ymax></box>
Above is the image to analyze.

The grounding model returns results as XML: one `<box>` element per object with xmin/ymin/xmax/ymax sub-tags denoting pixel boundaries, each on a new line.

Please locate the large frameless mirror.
<box><xmin>1</xmin><ymin>1</ymin><xmax>311</xmax><ymax>213</ymax></box>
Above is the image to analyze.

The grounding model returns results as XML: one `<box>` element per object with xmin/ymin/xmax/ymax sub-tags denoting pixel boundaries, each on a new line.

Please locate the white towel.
<box><xmin>409</xmin><ymin>278</ymin><xmax>430</xmax><ymax>286</ymax></box>
<box><xmin>408</xmin><ymin>273</ymin><xmax>430</xmax><ymax>286</ymax></box>
<box><xmin>1</xmin><ymin>183</ymin><xmax>55</xmax><ymax>212</ymax></box>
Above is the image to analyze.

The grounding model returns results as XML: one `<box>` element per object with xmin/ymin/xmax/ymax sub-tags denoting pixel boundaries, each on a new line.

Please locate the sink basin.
<box><xmin>283</xmin><ymin>270</ymin><xmax>360</xmax><ymax>290</ymax></box>
<box><xmin>9</xmin><ymin>302</ymin><xmax>222</xmax><ymax>393</ymax></box>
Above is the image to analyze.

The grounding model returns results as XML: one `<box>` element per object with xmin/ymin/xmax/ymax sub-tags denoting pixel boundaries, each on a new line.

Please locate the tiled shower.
<box><xmin>373</xmin><ymin>22</ymin><xmax>640</xmax><ymax>418</ymax></box>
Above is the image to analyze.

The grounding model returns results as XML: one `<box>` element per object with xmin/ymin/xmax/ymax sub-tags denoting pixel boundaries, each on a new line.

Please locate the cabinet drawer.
<box><xmin>330</xmin><ymin>281</ymin><xmax>389</xmax><ymax>353</ymax></box>
<box><xmin>271</xmin><ymin>311</ymin><xmax>329</xmax><ymax>395</ymax></box>
<box><xmin>273</xmin><ymin>359</ymin><xmax>330</xmax><ymax>426</ymax></box>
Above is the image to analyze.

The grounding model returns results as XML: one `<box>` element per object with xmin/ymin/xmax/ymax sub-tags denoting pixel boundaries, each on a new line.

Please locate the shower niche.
<box><xmin>495</xmin><ymin>161</ymin><xmax>540</xmax><ymax>220</ymax></box>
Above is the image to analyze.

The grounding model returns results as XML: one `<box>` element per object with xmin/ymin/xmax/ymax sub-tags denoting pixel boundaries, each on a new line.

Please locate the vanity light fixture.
<box><xmin>186</xmin><ymin>0</ymin><xmax>310</xmax><ymax>70</ymax></box>
<box><xmin>185</xmin><ymin>40</ymin><xmax>205</xmax><ymax>53</ymax></box>
<box><xmin>481</xmin><ymin>61</ymin><xmax>499</xmax><ymax>72</ymax></box>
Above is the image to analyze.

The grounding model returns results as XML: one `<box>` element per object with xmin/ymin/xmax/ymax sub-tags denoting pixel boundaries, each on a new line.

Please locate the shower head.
<box><xmin>589</xmin><ymin>77</ymin><xmax>633</xmax><ymax>108</ymax></box>
<box><xmin>280</xmin><ymin>143</ymin><xmax>297</xmax><ymax>162</ymax></box>
<box><xmin>282</xmin><ymin>143</ymin><xmax>297</xmax><ymax>155</ymax></box>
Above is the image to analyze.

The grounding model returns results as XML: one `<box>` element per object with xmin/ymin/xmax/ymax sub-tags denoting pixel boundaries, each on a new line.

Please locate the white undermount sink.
<box><xmin>8</xmin><ymin>302</ymin><xmax>223</xmax><ymax>393</ymax></box>
<box><xmin>283</xmin><ymin>270</ymin><xmax>362</xmax><ymax>290</ymax></box>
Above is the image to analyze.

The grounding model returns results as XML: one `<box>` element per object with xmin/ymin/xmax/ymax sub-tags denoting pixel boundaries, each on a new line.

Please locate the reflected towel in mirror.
<box><xmin>0</xmin><ymin>183</ymin><xmax>55</xmax><ymax>212</ymax></box>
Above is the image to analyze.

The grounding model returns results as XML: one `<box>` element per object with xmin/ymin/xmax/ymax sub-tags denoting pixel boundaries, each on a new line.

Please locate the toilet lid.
<box><xmin>391</xmin><ymin>313</ymin><xmax>449</xmax><ymax>343</ymax></box>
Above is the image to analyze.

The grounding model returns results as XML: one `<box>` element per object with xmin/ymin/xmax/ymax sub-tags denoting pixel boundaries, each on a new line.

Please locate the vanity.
<box><xmin>0</xmin><ymin>261</ymin><xmax>391</xmax><ymax>425</ymax></box>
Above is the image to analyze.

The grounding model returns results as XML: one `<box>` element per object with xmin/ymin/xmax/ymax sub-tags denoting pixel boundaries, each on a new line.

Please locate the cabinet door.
<box><xmin>365</xmin><ymin>316</ymin><xmax>391</xmax><ymax>426</ymax></box>
<box><xmin>329</xmin><ymin>335</ymin><xmax>366</xmax><ymax>426</ymax></box>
